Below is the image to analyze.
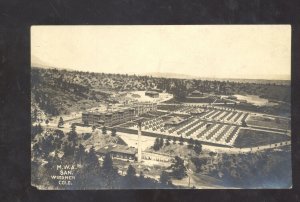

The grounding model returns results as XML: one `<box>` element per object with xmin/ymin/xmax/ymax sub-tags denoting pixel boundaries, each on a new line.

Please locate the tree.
<box><xmin>32</xmin><ymin>108</ymin><xmax>38</xmax><ymax>122</ymax></box>
<box><xmin>153</xmin><ymin>137</ymin><xmax>161</xmax><ymax>151</ymax></box>
<box><xmin>62</xmin><ymin>143</ymin><xmax>74</xmax><ymax>159</ymax></box>
<box><xmin>71</xmin><ymin>124</ymin><xmax>76</xmax><ymax>133</ymax></box>
<box><xmin>92</xmin><ymin>125</ymin><xmax>96</xmax><ymax>132</ymax></box>
<box><xmin>126</xmin><ymin>165</ymin><xmax>136</xmax><ymax>178</ymax></box>
<box><xmin>85</xmin><ymin>146</ymin><xmax>100</xmax><ymax>170</ymax></box>
<box><xmin>68</xmin><ymin>125</ymin><xmax>78</xmax><ymax>146</ymax></box>
<box><xmin>58</xmin><ymin>117</ymin><xmax>64</xmax><ymax>128</ymax></box>
<box><xmin>102</xmin><ymin>126</ymin><xmax>107</xmax><ymax>135</ymax></box>
<box><xmin>32</xmin><ymin>143</ymin><xmax>41</xmax><ymax>158</ymax></box>
<box><xmin>173</xmin><ymin>136</ymin><xmax>177</xmax><ymax>144</ymax></box>
<box><xmin>194</xmin><ymin>140</ymin><xmax>202</xmax><ymax>155</ymax></box>
<box><xmin>111</xmin><ymin>128</ymin><xmax>117</xmax><ymax>137</ymax></box>
<box><xmin>75</xmin><ymin>144</ymin><xmax>86</xmax><ymax>165</ymax></box>
<box><xmin>165</xmin><ymin>138</ymin><xmax>170</xmax><ymax>146</ymax></box>
<box><xmin>101</xmin><ymin>153</ymin><xmax>118</xmax><ymax>188</ymax></box>
<box><xmin>241</xmin><ymin>120</ymin><xmax>247</xmax><ymax>127</ymax></box>
<box><xmin>139</xmin><ymin>171</ymin><xmax>145</xmax><ymax>180</ymax></box>
<box><xmin>179</xmin><ymin>135</ymin><xmax>184</xmax><ymax>145</ymax></box>
<box><xmin>102</xmin><ymin>153</ymin><xmax>113</xmax><ymax>173</ymax></box>
<box><xmin>188</xmin><ymin>138</ymin><xmax>194</xmax><ymax>149</ymax></box>
<box><xmin>160</xmin><ymin>171</ymin><xmax>171</xmax><ymax>185</ymax></box>
<box><xmin>171</xmin><ymin>156</ymin><xmax>187</xmax><ymax>180</ymax></box>
<box><xmin>159</xmin><ymin>137</ymin><xmax>164</xmax><ymax>148</ymax></box>
<box><xmin>37</xmin><ymin>124</ymin><xmax>43</xmax><ymax>134</ymax></box>
<box><xmin>209</xmin><ymin>152</ymin><xmax>217</xmax><ymax>165</ymax></box>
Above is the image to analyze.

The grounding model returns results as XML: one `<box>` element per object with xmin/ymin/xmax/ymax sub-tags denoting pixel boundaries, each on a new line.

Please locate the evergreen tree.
<box><xmin>58</xmin><ymin>117</ymin><xmax>64</xmax><ymax>128</ymax></box>
<box><xmin>62</xmin><ymin>143</ymin><xmax>74</xmax><ymax>159</ymax></box>
<box><xmin>139</xmin><ymin>171</ymin><xmax>145</xmax><ymax>180</ymax></box>
<box><xmin>160</xmin><ymin>171</ymin><xmax>171</xmax><ymax>185</ymax></box>
<box><xmin>37</xmin><ymin>124</ymin><xmax>43</xmax><ymax>134</ymax></box>
<box><xmin>173</xmin><ymin>136</ymin><xmax>177</xmax><ymax>144</ymax></box>
<box><xmin>165</xmin><ymin>138</ymin><xmax>171</xmax><ymax>146</ymax></box>
<box><xmin>85</xmin><ymin>146</ymin><xmax>100</xmax><ymax>169</ymax></box>
<box><xmin>54</xmin><ymin>129</ymin><xmax>64</xmax><ymax>139</ymax></box>
<box><xmin>102</xmin><ymin>126</ymin><xmax>107</xmax><ymax>135</ymax></box>
<box><xmin>32</xmin><ymin>108</ymin><xmax>38</xmax><ymax>122</ymax></box>
<box><xmin>126</xmin><ymin>165</ymin><xmax>136</xmax><ymax>178</ymax></box>
<box><xmin>194</xmin><ymin>140</ymin><xmax>202</xmax><ymax>155</ymax></box>
<box><xmin>102</xmin><ymin>153</ymin><xmax>113</xmax><ymax>172</ymax></box>
<box><xmin>32</xmin><ymin>143</ymin><xmax>41</xmax><ymax>158</ymax></box>
<box><xmin>179</xmin><ymin>135</ymin><xmax>184</xmax><ymax>145</ymax></box>
<box><xmin>102</xmin><ymin>153</ymin><xmax>118</xmax><ymax>188</ymax></box>
<box><xmin>171</xmin><ymin>156</ymin><xmax>187</xmax><ymax>180</ymax></box>
<box><xmin>68</xmin><ymin>125</ymin><xmax>78</xmax><ymax>146</ymax></box>
<box><xmin>111</xmin><ymin>128</ymin><xmax>117</xmax><ymax>137</ymax></box>
<box><xmin>159</xmin><ymin>137</ymin><xmax>164</xmax><ymax>148</ymax></box>
<box><xmin>75</xmin><ymin>144</ymin><xmax>86</xmax><ymax>165</ymax></box>
<box><xmin>71</xmin><ymin>124</ymin><xmax>76</xmax><ymax>133</ymax></box>
<box><xmin>188</xmin><ymin>138</ymin><xmax>194</xmax><ymax>149</ymax></box>
<box><xmin>153</xmin><ymin>137</ymin><xmax>160</xmax><ymax>151</ymax></box>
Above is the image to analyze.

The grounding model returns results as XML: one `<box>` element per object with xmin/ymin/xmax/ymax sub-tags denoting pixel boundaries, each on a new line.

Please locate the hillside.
<box><xmin>31</xmin><ymin>67</ymin><xmax>291</xmax><ymax>116</ymax></box>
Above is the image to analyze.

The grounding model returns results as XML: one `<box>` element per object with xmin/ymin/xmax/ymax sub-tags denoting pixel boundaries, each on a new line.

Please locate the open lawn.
<box><xmin>247</xmin><ymin>115</ymin><xmax>290</xmax><ymax>130</ymax></box>
<box><xmin>234</xmin><ymin>129</ymin><xmax>290</xmax><ymax>148</ymax></box>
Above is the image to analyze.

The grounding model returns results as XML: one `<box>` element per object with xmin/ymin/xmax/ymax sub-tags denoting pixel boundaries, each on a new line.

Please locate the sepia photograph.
<box><xmin>30</xmin><ymin>25</ymin><xmax>291</xmax><ymax>189</ymax></box>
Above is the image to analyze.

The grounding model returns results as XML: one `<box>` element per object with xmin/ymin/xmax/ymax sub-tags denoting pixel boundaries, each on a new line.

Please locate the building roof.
<box><xmin>96</xmin><ymin>145</ymin><xmax>137</xmax><ymax>155</ymax></box>
<box><xmin>191</xmin><ymin>90</ymin><xmax>201</xmax><ymax>94</ymax></box>
<box><xmin>111</xmin><ymin>145</ymin><xmax>137</xmax><ymax>155</ymax></box>
<box><xmin>191</xmin><ymin>108</ymin><xmax>205</xmax><ymax>114</ymax></box>
<box><xmin>96</xmin><ymin>145</ymin><xmax>114</xmax><ymax>154</ymax></box>
<box><xmin>145</xmin><ymin>91</ymin><xmax>159</xmax><ymax>95</ymax></box>
<box><xmin>164</xmin><ymin>116</ymin><xmax>186</xmax><ymax>125</ymax></box>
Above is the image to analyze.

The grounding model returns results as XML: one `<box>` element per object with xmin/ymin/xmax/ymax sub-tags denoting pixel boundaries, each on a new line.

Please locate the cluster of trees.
<box><xmin>31</xmin><ymin>68</ymin><xmax>106</xmax><ymax>116</ymax></box>
<box><xmin>32</xmin><ymin>67</ymin><xmax>290</xmax><ymax>118</ymax></box>
<box><xmin>31</xmin><ymin>122</ymin><xmax>177</xmax><ymax>188</ymax></box>
<box><xmin>159</xmin><ymin>156</ymin><xmax>188</xmax><ymax>184</ymax></box>
<box><xmin>187</xmin><ymin>138</ymin><xmax>203</xmax><ymax>154</ymax></box>
<box><xmin>32</xmin><ymin>138</ymin><xmax>177</xmax><ymax>189</ymax></box>
<box><xmin>31</xmin><ymin>123</ymin><xmax>43</xmax><ymax>140</ymax></box>
<box><xmin>153</xmin><ymin>137</ymin><xmax>165</xmax><ymax>151</ymax></box>
<box><xmin>169</xmin><ymin>156</ymin><xmax>187</xmax><ymax>180</ymax></box>
<box><xmin>32</xmin><ymin>128</ymin><xmax>64</xmax><ymax>160</ymax></box>
<box><xmin>206</xmin><ymin>149</ymin><xmax>292</xmax><ymax>188</ymax></box>
<box><xmin>33</xmin><ymin>89</ymin><xmax>60</xmax><ymax>116</ymax></box>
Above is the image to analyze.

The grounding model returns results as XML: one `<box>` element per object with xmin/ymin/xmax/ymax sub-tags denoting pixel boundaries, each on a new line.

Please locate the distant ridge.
<box><xmin>141</xmin><ymin>72</ymin><xmax>290</xmax><ymax>85</ymax></box>
<box><xmin>31</xmin><ymin>66</ymin><xmax>290</xmax><ymax>85</ymax></box>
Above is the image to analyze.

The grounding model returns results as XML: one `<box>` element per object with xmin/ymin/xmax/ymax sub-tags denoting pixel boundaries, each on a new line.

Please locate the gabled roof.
<box><xmin>145</xmin><ymin>91</ymin><xmax>159</xmax><ymax>95</ymax></box>
<box><xmin>191</xmin><ymin>90</ymin><xmax>201</xmax><ymax>94</ymax></box>
<box><xmin>96</xmin><ymin>144</ymin><xmax>137</xmax><ymax>155</ymax></box>
<box><xmin>164</xmin><ymin>116</ymin><xmax>185</xmax><ymax>125</ymax></box>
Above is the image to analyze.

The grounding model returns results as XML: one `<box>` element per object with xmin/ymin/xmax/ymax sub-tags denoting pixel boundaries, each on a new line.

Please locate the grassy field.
<box><xmin>247</xmin><ymin>115</ymin><xmax>290</xmax><ymax>130</ymax></box>
<box><xmin>234</xmin><ymin>129</ymin><xmax>290</xmax><ymax>148</ymax></box>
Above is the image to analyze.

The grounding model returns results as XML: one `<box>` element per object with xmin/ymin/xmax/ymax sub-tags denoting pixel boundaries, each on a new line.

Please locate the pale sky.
<box><xmin>31</xmin><ymin>25</ymin><xmax>291</xmax><ymax>80</ymax></box>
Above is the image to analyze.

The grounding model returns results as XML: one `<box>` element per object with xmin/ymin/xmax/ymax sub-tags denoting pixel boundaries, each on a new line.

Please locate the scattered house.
<box><xmin>228</xmin><ymin>95</ymin><xmax>237</xmax><ymax>100</ymax></box>
<box><xmin>96</xmin><ymin>144</ymin><xmax>137</xmax><ymax>161</ymax></box>
<box><xmin>145</xmin><ymin>91</ymin><xmax>159</xmax><ymax>98</ymax></box>
<box><xmin>189</xmin><ymin>90</ymin><xmax>203</xmax><ymax>97</ymax></box>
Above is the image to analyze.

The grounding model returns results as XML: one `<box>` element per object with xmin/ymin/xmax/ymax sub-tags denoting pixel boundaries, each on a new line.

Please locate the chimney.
<box><xmin>137</xmin><ymin>121</ymin><xmax>142</xmax><ymax>162</ymax></box>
